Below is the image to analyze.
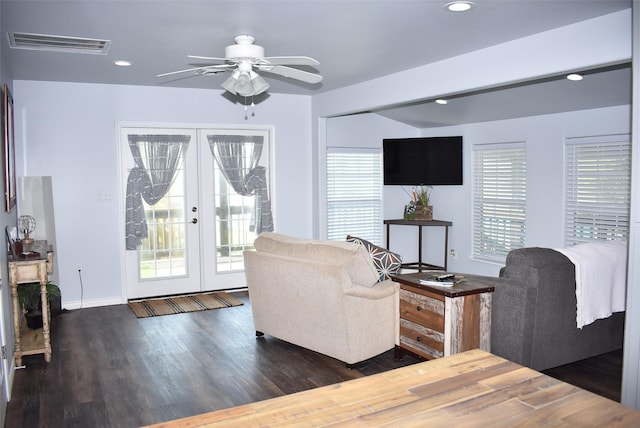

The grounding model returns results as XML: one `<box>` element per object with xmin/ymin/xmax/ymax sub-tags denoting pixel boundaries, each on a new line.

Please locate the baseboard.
<box><xmin>62</xmin><ymin>297</ymin><xmax>124</xmax><ymax>310</ymax></box>
<box><xmin>63</xmin><ymin>289</ymin><xmax>248</xmax><ymax>310</ymax></box>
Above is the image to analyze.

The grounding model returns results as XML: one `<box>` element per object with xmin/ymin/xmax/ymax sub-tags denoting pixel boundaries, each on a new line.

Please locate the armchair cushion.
<box><xmin>255</xmin><ymin>232</ymin><xmax>380</xmax><ymax>288</ymax></box>
<box><xmin>347</xmin><ymin>235</ymin><xmax>402</xmax><ymax>281</ymax></box>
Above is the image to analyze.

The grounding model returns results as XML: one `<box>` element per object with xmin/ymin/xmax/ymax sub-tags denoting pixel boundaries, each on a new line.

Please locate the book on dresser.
<box><xmin>418</xmin><ymin>272</ymin><xmax>466</xmax><ymax>287</ymax></box>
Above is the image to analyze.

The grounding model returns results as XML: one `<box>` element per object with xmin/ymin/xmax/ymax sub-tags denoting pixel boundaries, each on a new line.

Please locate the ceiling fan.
<box><xmin>157</xmin><ymin>35</ymin><xmax>323</xmax><ymax>97</ymax></box>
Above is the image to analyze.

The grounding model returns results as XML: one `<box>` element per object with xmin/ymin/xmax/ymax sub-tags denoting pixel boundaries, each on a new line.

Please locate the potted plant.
<box><xmin>414</xmin><ymin>185</ymin><xmax>433</xmax><ymax>220</ymax></box>
<box><xmin>17</xmin><ymin>282</ymin><xmax>61</xmax><ymax>330</ymax></box>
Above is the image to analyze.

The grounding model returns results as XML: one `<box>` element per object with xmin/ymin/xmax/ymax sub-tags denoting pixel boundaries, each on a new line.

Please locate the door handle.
<box><xmin>191</xmin><ymin>218</ymin><xmax>198</xmax><ymax>224</ymax></box>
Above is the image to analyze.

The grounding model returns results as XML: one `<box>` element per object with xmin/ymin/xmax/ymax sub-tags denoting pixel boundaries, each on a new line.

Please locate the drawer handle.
<box><xmin>416</xmin><ymin>306</ymin><xmax>422</xmax><ymax>311</ymax></box>
<box><xmin>416</xmin><ymin>336</ymin><xmax>422</xmax><ymax>342</ymax></box>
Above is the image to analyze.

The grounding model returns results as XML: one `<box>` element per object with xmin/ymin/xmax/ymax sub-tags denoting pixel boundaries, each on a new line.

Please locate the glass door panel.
<box><xmin>123</xmin><ymin>128</ymin><xmax>200</xmax><ymax>299</ymax></box>
<box><xmin>139</xmin><ymin>173</ymin><xmax>187</xmax><ymax>279</ymax></box>
<box><xmin>199</xmin><ymin>128</ymin><xmax>271</xmax><ymax>289</ymax></box>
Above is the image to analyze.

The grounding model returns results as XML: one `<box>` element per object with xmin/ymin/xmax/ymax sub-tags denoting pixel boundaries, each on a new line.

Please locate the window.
<box><xmin>564</xmin><ymin>134</ymin><xmax>631</xmax><ymax>246</ymax></box>
<box><xmin>473</xmin><ymin>142</ymin><xmax>526</xmax><ymax>262</ymax></box>
<box><xmin>140</xmin><ymin>167</ymin><xmax>187</xmax><ymax>279</ymax></box>
<box><xmin>326</xmin><ymin>148</ymin><xmax>383</xmax><ymax>244</ymax></box>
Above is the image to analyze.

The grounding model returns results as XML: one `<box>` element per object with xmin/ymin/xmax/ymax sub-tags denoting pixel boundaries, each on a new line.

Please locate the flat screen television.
<box><xmin>383</xmin><ymin>136</ymin><xmax>463</xmax><ymax>185</ymax></box>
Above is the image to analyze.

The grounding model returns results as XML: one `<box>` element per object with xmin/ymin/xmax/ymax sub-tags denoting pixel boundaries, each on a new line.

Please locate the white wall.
<box><xmin>13</xmin><ymin>81</ymin><xmax>313</xmax><ymax>308</ymax></box>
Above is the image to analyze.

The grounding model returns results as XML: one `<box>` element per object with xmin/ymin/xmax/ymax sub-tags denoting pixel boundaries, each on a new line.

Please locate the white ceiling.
<box><xmin>0</xmin><ymin>0</ymin><xmax>632</xmax><ymax>128</ymax></box>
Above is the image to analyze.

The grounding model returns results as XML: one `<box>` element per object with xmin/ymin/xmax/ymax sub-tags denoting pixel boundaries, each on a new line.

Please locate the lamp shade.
<box><xmin>221</xmin><ymin>72</ymin><xmax>240</xmax><ymax>95</ymax></box>
<box><xmin>250</xmin><ymin>75</ymin><xmax>270</xmax><ymax>96</ymax></box>
<box><xmin>235</xmin><ymin>72</ymin><xmax>254</xmax><ymax>97</ymax></box>
<box><xmin>221</xmin><ymin>70</ymin><xmax>270</xmax><ymax>97</ymax></box>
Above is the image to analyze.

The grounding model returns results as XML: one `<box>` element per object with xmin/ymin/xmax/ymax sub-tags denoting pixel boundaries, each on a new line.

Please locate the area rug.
<box><xmin>128</xmin><ymin>291</ymin><xmax>243</xmax><ymax>318</ymax></box>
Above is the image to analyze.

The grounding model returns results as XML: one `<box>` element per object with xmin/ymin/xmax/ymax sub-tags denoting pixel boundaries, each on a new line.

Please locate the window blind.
<box><xmin>472</xmin><ymin>142</ymin><xmax>526</xmax><ymax>262</ymax></box>
<box><xmin>564</xmin><ymin>134</ymin><xmax>631</xmax><ymax>246</ymax></box>
<box><xmin>326</xmin><ymin>148</ymin><xmax>383</xmax><ymax>244</ymax></box>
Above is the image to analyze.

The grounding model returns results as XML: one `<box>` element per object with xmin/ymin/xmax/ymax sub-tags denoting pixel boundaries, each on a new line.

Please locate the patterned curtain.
<box><xmin>207</xmin><ymin>134</ymin><xmax>274</xmax><ymax>233</ymax></box>
<box><xmin>125</xmin><ymin>134</ymin><xmax>190</xmax><ymax>250</ymax></box>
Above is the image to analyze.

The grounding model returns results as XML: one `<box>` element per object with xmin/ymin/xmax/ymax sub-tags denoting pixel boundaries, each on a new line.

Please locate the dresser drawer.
<box><xmin>399</xmin><ymin>287</ymin><xmax>445</xmax><ymax>333</ymax></box>
<box><xmin>399</xmin><ymin>318</ymin><xmax>444</xmax><ymax>359</ymax></box>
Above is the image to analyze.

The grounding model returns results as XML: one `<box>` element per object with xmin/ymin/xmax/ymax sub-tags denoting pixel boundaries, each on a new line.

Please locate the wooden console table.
<box><xmin>146</xmin><ymin>349</ymin><xmax>640</xmax><ymax>427</ymax></box>
<box><xmin>392</xmin><ymin>272</ymin><xmax>494</xmax><ymax>361</ymax></box>
<box><xmin>8</xmin><ymin>241</ymin><xmax>54</xmax><ymax>365</ymax></box>
<box><xmin>384</xmin><ymin>219</ymin><xmax>452</xmax><ymax>271</ymax></box>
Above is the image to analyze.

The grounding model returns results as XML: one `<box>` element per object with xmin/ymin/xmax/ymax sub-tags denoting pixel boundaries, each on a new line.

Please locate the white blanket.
<box><xmin>556</xmin><ymin>240</ymin><xmax>627</xmax><ymax>328</ymax></box>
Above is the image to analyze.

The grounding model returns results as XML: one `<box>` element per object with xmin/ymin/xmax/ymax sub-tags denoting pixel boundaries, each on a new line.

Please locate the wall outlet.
<box><xmin>98</xmin><ymin>191</ymin><xmax>113</xmax><ymax>200</ymax></box>
<box><xmin>450</xmin><ymin>249</ymin><xmax>457</xmax><ymax>259</ymax></box>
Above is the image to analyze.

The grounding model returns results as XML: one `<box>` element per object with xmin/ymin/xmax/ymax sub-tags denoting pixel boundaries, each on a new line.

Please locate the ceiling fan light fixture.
<box><xmin>221</xmin><ymin>70</ymin><xmax>270</xmax><ymax>97</ymax></box>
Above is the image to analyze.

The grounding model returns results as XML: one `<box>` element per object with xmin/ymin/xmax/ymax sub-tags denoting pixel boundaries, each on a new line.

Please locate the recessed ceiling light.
<box><xmin>435</xmin><ymin>99</ymin><xmax>448</xmax><ymax>105</ymax></box>
<box><xmin>444</xmin><ymin>1</ymin><xmax>475</xmax><ymax>12</ymax></box>
<box><xmin>567</xmin><ymin>73</ymin><xmax>583</xmax><ymax>81</ymax></box>
<box><xmin>114</xmin><ymin>60</ymin><xmax>132</xmax><ymax>67</ymax></box>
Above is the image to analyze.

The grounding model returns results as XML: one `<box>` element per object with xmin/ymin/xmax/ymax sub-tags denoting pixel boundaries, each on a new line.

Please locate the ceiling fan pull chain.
<box><xmin>250</xmin><ymin>93</ymin><xmax>256</xmax><ymax>118</ymax></box>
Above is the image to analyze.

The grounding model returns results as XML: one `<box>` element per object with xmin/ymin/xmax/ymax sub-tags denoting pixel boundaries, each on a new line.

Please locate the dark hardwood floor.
<box><xmin>542</xmin><ymin>347</ymin><xmax>623</xmax><ymax>402</ymax></box>
<box><xmin>4</xmin><ymin>290</ymin><xmax>623</xmax><ymax>427</ymax></box>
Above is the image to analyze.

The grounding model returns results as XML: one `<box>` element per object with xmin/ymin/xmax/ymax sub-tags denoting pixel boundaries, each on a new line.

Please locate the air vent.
<box><xmin>8</xmin><ymin>32</ymin><xmax>111</xmax><ymax>54</ymax></box>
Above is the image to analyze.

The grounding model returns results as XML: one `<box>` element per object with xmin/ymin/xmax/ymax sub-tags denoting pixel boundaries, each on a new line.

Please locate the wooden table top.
<box><xmin>393</xmin><ymin>272</ymin><xmax>495</xmax><ymax>297</ymax></box>
<box><xmin>146</xmin><ymin>349</ymin><xmax>640</xmax><ymax>427</ymax></box>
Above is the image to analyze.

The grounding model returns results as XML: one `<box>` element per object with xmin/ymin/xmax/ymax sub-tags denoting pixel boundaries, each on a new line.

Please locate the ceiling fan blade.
<box><xmin>157</xmin><ymin>64</ymin><xmax>232</xmax><ymax>77</ymax></box>
<box><xmin>187</xmin><ymin>55</ymin><xmax>229</xmax><ymax>62</ymax></box>
<box><xmin>262</xmin><ymin>56</ymin><xmax>319</xmax><ymax>66</ymax></box>
<box><xmin>261</xmin><ymin>65</ymin><xmax>323</xmax><ymax>84</ymax></box>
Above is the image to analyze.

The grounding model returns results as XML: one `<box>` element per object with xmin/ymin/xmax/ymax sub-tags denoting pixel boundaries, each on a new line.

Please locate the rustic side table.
<box><xmin>9</xmin><ymin>242</ymin><xmax>54</xmax><ymax>365</ymax></box>
<box><xmin>391</xmin><ymin>272</ymin><xmax>494</xmax><ymax>361</ymax></box>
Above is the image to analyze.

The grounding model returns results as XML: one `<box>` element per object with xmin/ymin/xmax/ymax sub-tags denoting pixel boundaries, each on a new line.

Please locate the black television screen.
<box><xmin>383</xmin><ymin>136</ymin><xmax>463</xmax><ymax>185</ymax></box>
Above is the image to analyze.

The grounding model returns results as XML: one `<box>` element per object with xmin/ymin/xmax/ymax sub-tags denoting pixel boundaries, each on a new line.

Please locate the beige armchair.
<box><xmin>243</xmin><ymin>232</ymin><xmax>398</xmax><ymax>366</ymax></box>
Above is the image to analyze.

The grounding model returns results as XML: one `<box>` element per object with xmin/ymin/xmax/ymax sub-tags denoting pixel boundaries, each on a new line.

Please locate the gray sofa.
<box><xmin>466</xmin><ymin>247</ymin><xmax>625</xmax><ymax>371</ymax></box>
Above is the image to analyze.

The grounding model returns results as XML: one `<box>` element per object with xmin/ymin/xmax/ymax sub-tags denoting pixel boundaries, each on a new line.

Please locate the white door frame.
<box><xmin>116</xmin><ymin>121</ymin><xmax>275</xmax><ymax>302</ymax></box>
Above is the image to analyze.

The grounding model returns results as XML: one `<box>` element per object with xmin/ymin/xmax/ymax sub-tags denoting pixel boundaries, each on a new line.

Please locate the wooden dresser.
<box><xmin>392</xmin><ymin>272</ymin><xmax>494</xmax><ymax>360</ymax></box>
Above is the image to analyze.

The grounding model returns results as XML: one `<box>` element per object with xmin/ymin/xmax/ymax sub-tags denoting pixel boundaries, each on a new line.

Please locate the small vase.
<box><xmin>415</xmin><ymin>205</ymin><xmax>433</xmax><ymax>221</ymax></box>
<box><xmin>403</xmin><ymin>205</ymin><xmax>416</xmax><ymax>221</ymax></box>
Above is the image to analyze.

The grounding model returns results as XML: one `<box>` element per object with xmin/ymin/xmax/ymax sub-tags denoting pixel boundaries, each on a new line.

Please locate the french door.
<box><xmin>121</xmin><ymin>126</ymin><xmax>272</xmax><ymax>299</ymax></box>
